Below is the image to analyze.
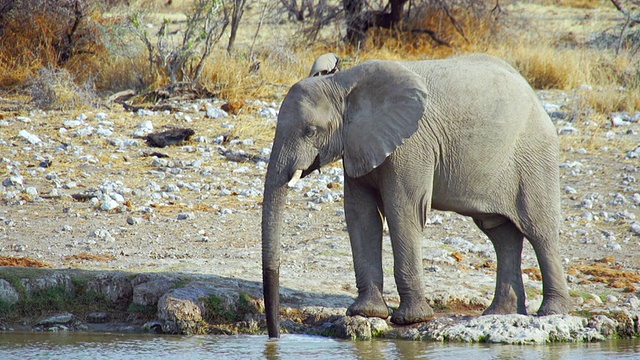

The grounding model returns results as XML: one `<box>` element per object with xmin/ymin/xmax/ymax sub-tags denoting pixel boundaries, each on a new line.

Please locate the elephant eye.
<box><xmin>304</xmin><ymin>125</ymin><xmax>318</xmax><ymax>138</ymax></box>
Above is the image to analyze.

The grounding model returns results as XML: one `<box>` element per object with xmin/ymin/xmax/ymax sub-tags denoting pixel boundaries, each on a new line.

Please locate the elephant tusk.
<box><xmin>287</xmin><ymin>169</ymin><xmax>303</xmax><ymax>188</ymax></box>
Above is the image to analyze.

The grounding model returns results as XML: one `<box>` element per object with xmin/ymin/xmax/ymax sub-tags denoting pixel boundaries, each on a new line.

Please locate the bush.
<box><xmin>28</xmin><ymin>67</ymin><xmax>96</xmax><ymax>110</ymax></box>
<box><xmin>0</xmin><ymin>0</ymin><xmax>107</xmax><ymax>88</ymax></box>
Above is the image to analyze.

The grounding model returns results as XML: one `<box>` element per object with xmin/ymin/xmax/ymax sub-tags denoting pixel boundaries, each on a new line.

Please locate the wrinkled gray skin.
<box><xmin>309</xmin><ymin>53</ymin><xmax>341</xmax><ymax>77</ymax></box>
<box><xmin>262</xmin><ymin>54</ymin><xmax>571</xmax><ymax>338</ymax></box>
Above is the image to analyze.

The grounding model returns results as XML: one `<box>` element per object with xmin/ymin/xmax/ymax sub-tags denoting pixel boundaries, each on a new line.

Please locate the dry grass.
<box><xmin>64</xmin><ymin>253</ymin><xmax>116</xmax><ymax>262</ymax></box>
<box><xmin>0</xmin><ymin>0</ymin><xmax>638</xmax><ymax>118</ymax></box>
<box><xmin>0</xmin><ymin>256</ymin><xmax>51</xmax><ymax>268</ymax></box>
<box><xmin>28</xmin><ymin>67</ymin><xmax>96</xmax><ymax>111</ymax></box>
<box><xmin>567</xmin><ymin>256</ymin><xmax>640</xmax><ymax>292</ymax></box>
<box><xmin>491</xmin><ymin>42</ymin><xmax>589</xmax><ymax>90</ymax></box>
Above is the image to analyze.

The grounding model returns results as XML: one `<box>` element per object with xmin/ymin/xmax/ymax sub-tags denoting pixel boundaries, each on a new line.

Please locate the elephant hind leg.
<box><xmin>518</xmin><ymin>223</ymin><xmax>571</xmax><ymax>316</ymax></box>
<box><xmin>474</xmin><ymin>216</ymin><xmax>527</xmax><ymax>315</ymax></box>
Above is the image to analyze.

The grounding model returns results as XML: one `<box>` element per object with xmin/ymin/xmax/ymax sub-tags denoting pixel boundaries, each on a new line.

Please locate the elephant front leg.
<box><xmin>344</xmin><ymin>178</ymin><xmax>389</xmax><ymax>319</ymax></box>
<box><xmin>475</xmin><ymin>218</ymin><xmax>527</xmax><ymax>315</ymax></box>
<box><xmin>385</xmin><ymin>204</ymin><xmax>434</xmax><ymax>325</ymax></box>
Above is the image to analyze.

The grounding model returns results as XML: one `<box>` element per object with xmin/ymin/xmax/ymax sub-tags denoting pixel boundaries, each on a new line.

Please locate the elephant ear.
<box><xmin>343</xmin><ymin>61</ymin><xmax>428</xmax><ymax>178</ymax></box>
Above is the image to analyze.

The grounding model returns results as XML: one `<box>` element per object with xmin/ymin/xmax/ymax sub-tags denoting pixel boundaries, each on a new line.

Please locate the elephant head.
<box><xmin>262</xmin><ymin>60</ymin><xmax>428</xmax><ymax>337</ymax></box>
<box><xmin>309</xmin><ymin>53</ymin><xmax>341</xmax><ymax>77</ymax></box>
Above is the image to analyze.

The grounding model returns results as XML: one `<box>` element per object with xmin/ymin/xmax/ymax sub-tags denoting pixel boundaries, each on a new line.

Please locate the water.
<box><xmin>0</xmin><ymin>332</ymin><xmax>639</xmax><ymax>360</ymax></box>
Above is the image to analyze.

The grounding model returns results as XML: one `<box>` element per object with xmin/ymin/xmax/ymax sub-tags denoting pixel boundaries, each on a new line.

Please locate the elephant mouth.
<box><xmin>287</xmin><ymin>155</ymin><xmax>321</xmax><ymax>188</ymax></box>
<box><xmin>301</xmin><ymin>155</ymin><xmax>321</xmax><ymax>178</ymax></box>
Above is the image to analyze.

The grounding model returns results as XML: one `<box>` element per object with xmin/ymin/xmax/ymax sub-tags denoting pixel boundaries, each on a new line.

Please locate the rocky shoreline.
<box><xmin>2</xmin><ymin>87</ymin><xmax>640</xmax><ymax>343</ymax></box>
<box><xmin>1</xmin><ymin>268</ymin><xmax>640</xmax><ymax>343</ymax></box>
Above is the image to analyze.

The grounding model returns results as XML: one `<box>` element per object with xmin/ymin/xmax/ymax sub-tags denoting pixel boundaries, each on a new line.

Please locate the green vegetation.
<box><xmin>203</xmin><ymin>294</ymin><xmax>239</xmax><ymax>323</ymax></box>
<box><xmin>201</xmin><ymin>292</ymin><xmax>260</xmax><ymax>325</ymax></box>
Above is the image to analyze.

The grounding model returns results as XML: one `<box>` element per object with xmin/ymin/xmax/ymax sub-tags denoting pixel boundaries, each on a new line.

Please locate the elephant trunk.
<box><xmin>262</xmin><ymin>167</ymin><xmax>288</xmax><ymax>338</ymax></box>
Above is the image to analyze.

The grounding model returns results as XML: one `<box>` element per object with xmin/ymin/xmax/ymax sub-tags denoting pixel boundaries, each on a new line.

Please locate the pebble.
<box><xmin>18</xmin><ymin>130</ymin><xmax>42</xmax><ymax>145</ymax></box>
<box><xmin>206</xmin><ymin>107</ymin><xmax>228</xmax><ymax>119</ymax></box>
<box><xmin>133</xmin><ymin>120</ymin><xmax>154</xmax><ymax>137</ymax></box>
<box><xmin>100</xmin><ymin>196</ymin><xmax>120</xmax><ymax>211</ymax></box>
<box><xmin>589</xmin><ymin>293</ymin><xmax>603</xmax><ymax>304</ymax></box>
<box><xmin>259</xmin><ymin>107</ymin><xmax>278</xmax><ymax>119</ymax></box>
<box><xmin>177</xmin><ymin>212</ymin><xmax>194</xmax><ymax>220</ymax></box>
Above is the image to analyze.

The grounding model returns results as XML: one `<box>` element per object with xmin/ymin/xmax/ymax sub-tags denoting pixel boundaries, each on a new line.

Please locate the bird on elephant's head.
<box><xmin>309</xmin><ymin>53</ymin><xmax>341</xmax><ymax>77</ymax></box>
<box><xmin>261</xmin><ymin>54</ymin><xmax>571</xmax><ymax>338</ymax></box>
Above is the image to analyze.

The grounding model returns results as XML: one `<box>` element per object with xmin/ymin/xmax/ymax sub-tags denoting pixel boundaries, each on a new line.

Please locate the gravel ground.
<box><xmin>2</xmin><ymin>86</ymin><xmax>640</xmax><ymax>319</ymax></box>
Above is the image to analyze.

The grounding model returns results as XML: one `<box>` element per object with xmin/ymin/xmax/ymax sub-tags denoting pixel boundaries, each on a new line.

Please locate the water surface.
<box><xmin>1</xmin><ymin>332</ymin><xmax>639</xmax><ymax>359</ymax></box>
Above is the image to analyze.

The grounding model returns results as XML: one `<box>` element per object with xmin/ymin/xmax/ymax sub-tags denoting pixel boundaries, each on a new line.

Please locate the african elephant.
<box><xmin>262</xmin><ymin>54</ymin><xmax>571</xmax><ymax>338</ymax></box>
<box><xmin>309</xmin><ymin>53</ymin><xmax>341</xmax><ymax>77</ymax></box>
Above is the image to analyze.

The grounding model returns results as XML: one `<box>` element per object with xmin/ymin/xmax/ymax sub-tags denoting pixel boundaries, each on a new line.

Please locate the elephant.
<box><xmin>261</xmin><ymin>53</ymin><xmax>571</xmax><ymax>338</ymax></box>
<box><xmin>309</xmin><ymin>53</ymin><xmax>341</xmax><ymax>77</ymax></box>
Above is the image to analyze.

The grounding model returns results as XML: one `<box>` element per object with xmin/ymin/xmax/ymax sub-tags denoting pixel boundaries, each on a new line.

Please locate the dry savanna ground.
<box><xmin>1</xmin><ymin>0</ymin><xmax>640</xmax><ymax>320</ymax></box>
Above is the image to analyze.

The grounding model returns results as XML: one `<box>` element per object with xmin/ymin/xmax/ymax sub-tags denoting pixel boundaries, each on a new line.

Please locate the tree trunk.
<box><xmin>343</xmin><ymin>0</ymin><xmax>366</xmax><ymax>46</ymax></box>
<box><xmin>343</xmin><ymin>0</ymin><xmax>408</xmax><ymax>46</ymax></box>
<box><xmin>227</xmin><ymin>0</ymin><xmax>246</xmax><ymax>54</ymax></box>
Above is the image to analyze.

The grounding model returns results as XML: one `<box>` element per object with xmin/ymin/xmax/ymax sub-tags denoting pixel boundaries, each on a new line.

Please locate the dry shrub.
<box><xmin>582</xmin><ymin>55</ymin><xmax>640</xmax><ymax>113</ymax></box>
<box><xmin>347</xmin><ymin>1</ymin><xmax>500</xmax><ymax>62</ymax></box>
<box><xmin>197</xmin><ymin>46</ymin><xmax>306</xmax><ymax>102</ymax></box>
<box><xmin>95</xmin><ymin>54</ymin><xmax>155</xmax><ymax>92</ymax></box>
<box><xmin>582</xmin><ymin>86</ymin><xmax>640</xmax><ymax>114</ymax></box>
<box><xmin>567</xmin><ymin>257</ymin><xmax>640</xmax><ymax>290</ymax></box>
<box><xmin>28</xmin><ymin>67</ymin><xmax>96</xmax><ymax>110</ymax></box>
<box><xmin>490</xmin><ymin>42</ymin><xmax>588</xmax><ymax>90</ymax></box>
<box><xmin>0</xmin><ymin>256</ymin><xmax>51</xmax><ymax>268</ymax></box>
<box><xmin>0</xmin><ymin>0</ymin><xmax>107</xmax><ymax>88</ymax></box>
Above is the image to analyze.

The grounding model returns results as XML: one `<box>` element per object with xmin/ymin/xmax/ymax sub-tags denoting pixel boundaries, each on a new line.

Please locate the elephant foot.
<box><xmin>347</xmin><ymin>290</ymin><xmax>389</xmax><ymax>319</ymax></box>
<box><xmin>390</xmin><ymin>298</ymin><xmax>434</xmax><ymax>325</ymax></box>
<box><xmin>483</xmin><ymin>292</ymin><xmax>526</xmax><ymax>315</ymax></box>
<box><xmin>483</xmin><ymin>301</ymin><xmax>526</xmax><ymax>316</ymax></box>
<box><xmin>536</xmin><ymin>295</ymin><xmax>571</xmax><ymax>316</ymax></box>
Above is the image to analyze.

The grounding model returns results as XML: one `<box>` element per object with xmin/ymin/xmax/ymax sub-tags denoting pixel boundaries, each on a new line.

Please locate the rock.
<box><xmin>86</xmin><ymin>312</ymin><xmax>110</xmax><ymax>323</ymax></box>
<box><xmin>36</xmin><ymin>313</ymin><xmax>74</xmax><ymax>327</ymax></box>
<box><xmin>131</xmin><ymin>274</ymin><xmax>177</xmax><ymax>307</ymax></box>
<box><xmin>332</xmin><ymin>316</ymin><xmax>377</xmax><ymax>340</ymax></box>
<box><xmin>157</xmin><ymin>284</ymin><xmax>261</xmax><ymax>335</ymax></box>
<box><xmin>18</xmin><ymin>129</ymin><xmax>42</xmax><ymax>144</ymax></box>
<box><xmin>142</xmin><ymin>320</ymin><xmax>164</xmax><ymax>333</ymax></box>
<box><xmin>589</xmin><ymin>293</ymin><xmax>603</xmax><ymax>304</ymax></box>
<box><xmin>133</xmin><ymin>120</ymin><xmax>154</xmax><ymax>137</ymax></box>
<box><xmin>206</xmin><ymin>107</ymin><xmax>228</xmax><ymax>119</ymax></box>
<box><xmin>86</xmin><ymin>273</ymin><xmax>133</xmax><ymax>307</ymax></box>
<box><xmin>3</xmin><ymin>175</ymin><xmax>24</xmax><ymax>188</ymax></box>
<box><xmin>258</xmin><ymin>107</ymin><xmax>278</xmax><ymax>119</ymax></box>
<box><xmin>177</xmin><ymin>212</ymin><xmax>194</xmax><ymax>220</ymax></box>
<box><xmin>145</xmin><ymin>128</ymin><xmax>195</xmax><ymax>148</ymax></box>
<box><xmin>100</xmin><ymin>196</ymin><xmax>120</xmax><ymax>211</ymax></box>
<box><xmin>626</xmin><ymin>296</ymin><xmax>640</xmax><ymax>309</ymax></box>
<box><xmin>21</xmin><ymin>273</ymin><xmax>74</xmax><ymax>294</ymax></box>
<box><xmin>127</xmin><ymin>216</ymin><xmax>142</xmax><ymax>225</ymax></box>
<box><xmin>0</xmin><ymin>279</ymin><xmax>19</xmax><ymax>305</ymax></box>
<box><xmin>137</xmin><ymin>109</ymin><xmax>156</xmax><ymax>116</ymax></box>
<box><xmin>423</xmin><ymin>315</ymin><xmax>603</xmax><ymax>343</ymax></box>
<box><xmin>588</xmin><ymin>315</ymin><xmax>618</xmax><ymax>336</ymax></box>
<box><xmin>558</xmin><ymin>125</ymin><xmax>577</xmax><ymax>135</ymax></box>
